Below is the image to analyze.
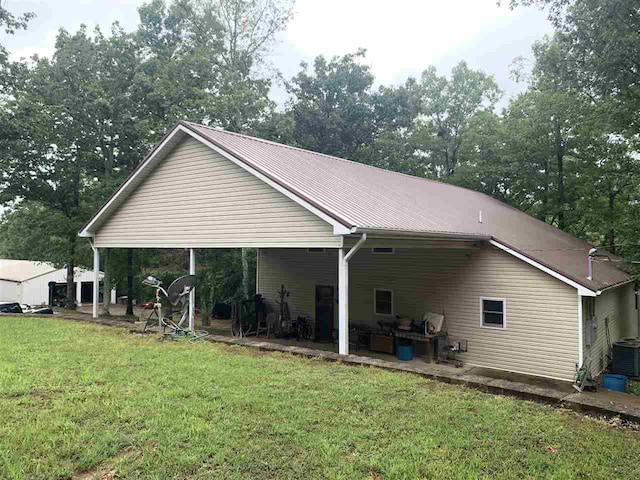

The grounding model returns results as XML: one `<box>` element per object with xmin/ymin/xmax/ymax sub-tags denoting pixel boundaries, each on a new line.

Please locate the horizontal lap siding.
<box><xmin>258</xmin><ymin>246</ymin><xmax>579</xmax><ymax>380</ymax></box>
<box><xmin>257</xmin><ymin>248</ymin><xmax>338</xmax><ymax>325</ymax></box>
<box><xmin>94</xmin><ymin>137</ymin><xmax>340</xmax><ymax>248</ymax></box>
<box><xmin>585</xmin><ymin>283</ymin><xmax>636</xmax><ymax>376</ymax></box>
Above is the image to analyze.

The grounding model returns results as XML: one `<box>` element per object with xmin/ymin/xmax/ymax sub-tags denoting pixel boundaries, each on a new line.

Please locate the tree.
<box><xmin>357</xmin><ymin>81</ymin><xmax>423</xmax><ymax>175</ymax></box>
<box><xmin>282</xmin><ymin>49</ymin><xmax>377</xmax><ymax>160</ymax></box>
<box><xmin>0</xmin><ymin>1</ymin><xmax>34</xmax><ymax>93</ymax></box>
<box><xmin>133</xmin><ymin>0</ymin><xmax>292</xmax><ymax>135</ymax></box>
<box><xmin>508</xmin><ymin>0</ymin><xmax>640</xmax><ymax>141</ymax></box>
<box><xmin>0</xmin><ymin>0</ymin><xmax>293</xmax><ymax>308</ymax></box>
<box><xmin>410</xmin><ymin>61</ymin><xmax>502</xmax><ymax>178</ymax></box>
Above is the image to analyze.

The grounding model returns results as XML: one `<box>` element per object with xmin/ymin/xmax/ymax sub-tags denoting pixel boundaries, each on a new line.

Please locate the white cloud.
<box><xmin>3</xmin><ymin>0</ymin><xmax>551</xmax><ymax>104</ymax></box>
<box><xmin>282</xmin><ymin>0</ymin><xmax>518</xmax><ymax>84</ymax></box>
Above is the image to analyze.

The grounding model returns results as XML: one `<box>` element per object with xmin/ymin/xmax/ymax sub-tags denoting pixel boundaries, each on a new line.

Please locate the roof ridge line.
<box><xmin>183</xmin><ymin>121</ymin><xmax>485</xmax><ymax>189</ymax></box>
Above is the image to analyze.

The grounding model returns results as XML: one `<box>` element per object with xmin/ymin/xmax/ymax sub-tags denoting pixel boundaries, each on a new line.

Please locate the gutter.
<box><xmin>350</xmin><ymin>227</ymin><xmax>489</xmax><ymax>242</ymax></box>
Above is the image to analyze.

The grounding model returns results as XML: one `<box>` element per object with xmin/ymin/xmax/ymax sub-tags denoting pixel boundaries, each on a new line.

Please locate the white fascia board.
<box><xmin>80</xmin><ymin>125</ymin><xmax>351</xmax><ymax>237</ymax></box>
<box><xmin>577</xmin><ymin>294</ymin><xmax>584</xmax><ymax>368</ymax></box>
<box><xmin>489</xmin><ymin>239</ymin><xmax>597</xmax><ymax>297</ymax></box>
<box><xmin>597</xmin><ymin>278</ymin><xmax>634</xmax><ymax>293</ymax></box>
<box><xmin>183</xmin><ymin>126</ymin><xmax>351</xmax><ymax>235</ymax></box>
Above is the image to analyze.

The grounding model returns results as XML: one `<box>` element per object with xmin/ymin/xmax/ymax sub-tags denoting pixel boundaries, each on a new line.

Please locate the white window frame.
<box><xmin>372</xmin><ymin>247</ymin><xmax>395</xmax><ymax>254</ymax></box>
<box><xmin>374</xmin><ymin>288</ymin><xmax>394</xmax><ymax>316</ymax></box>
<box><xmin>307</xmin><ymin>248</ymin><xmax>325</xmax><ymax>253</ymax></box>
<box><xmin>479</xmin><ymin>297</ymin><xmax>507</xmax><ymax>330</ymax></box>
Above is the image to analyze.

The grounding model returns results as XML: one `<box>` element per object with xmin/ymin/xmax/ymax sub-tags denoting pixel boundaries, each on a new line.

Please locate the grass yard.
<box><xmin>1</xmin><ymin>318</ymin><xmax>640</xmax><ymax>480</ymax></box>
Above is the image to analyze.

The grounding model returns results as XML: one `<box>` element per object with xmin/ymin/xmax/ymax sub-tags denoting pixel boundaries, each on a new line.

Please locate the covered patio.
<box><xmin>78</xmin><ymin>121</ymin><xmax>635</xmax><ymax>383</ymax></box>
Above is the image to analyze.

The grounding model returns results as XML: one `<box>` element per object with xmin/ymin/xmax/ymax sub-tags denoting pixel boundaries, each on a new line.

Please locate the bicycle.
<box><xmin>141</xmin><ymin>274</ymin><xmax>209</xmax><ymax>343</ymax></box>
<box><xmin>294</xmin><ymin>315</ymin><xmax>313</xmax><ymax>341</ymax></box>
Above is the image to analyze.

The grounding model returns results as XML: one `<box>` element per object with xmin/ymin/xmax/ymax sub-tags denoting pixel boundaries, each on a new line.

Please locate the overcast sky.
<box><xmin>3</xmin><ymin>0</ymin><xmax>552</xmax><ymax>108</ymax></box>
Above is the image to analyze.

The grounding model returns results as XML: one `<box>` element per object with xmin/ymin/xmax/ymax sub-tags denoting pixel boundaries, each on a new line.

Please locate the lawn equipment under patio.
<box><xmin>138</xmin><ymin>274</ymin><xmax>209</xmax><ymax>343</ymax></box>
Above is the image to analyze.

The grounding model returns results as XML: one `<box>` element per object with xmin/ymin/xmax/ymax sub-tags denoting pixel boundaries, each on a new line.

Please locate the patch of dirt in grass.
<box><xmin>72</xmin><ymin>447</ymin><xmax>138</xmax><ymax>480</ymax></box>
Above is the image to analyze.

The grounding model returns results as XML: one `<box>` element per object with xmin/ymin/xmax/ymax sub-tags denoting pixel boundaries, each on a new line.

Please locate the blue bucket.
<box><xmin>602</xmin><ymin>373</ymin><xmax>626</xmax><ymax>392</ymax></box>
<box><xmin>396</xmin><ymin>341</ymin><xmax>414</xmax><ymax>361</ymax></box>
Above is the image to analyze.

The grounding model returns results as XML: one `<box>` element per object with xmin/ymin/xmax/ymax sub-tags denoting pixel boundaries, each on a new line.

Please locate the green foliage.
<box><xmin>0</xmin><ymin>202</ymin><xmax>91</xmax><ymax>268</ymax></box>
<box><xmin>411</xmin><ymin>61</ymin><xmax>502</xmax><ymax>178</ymax></box>
<box><xmin>282</xmin><ymin>49</ymin><xmax>377</xmax><ymax>159</ymax></box>
<box><xmin>0</xmin><ymin>0</ymin><xmax>291</xmax><ymax>305</ymax></box>
<box><xmin>0</xmin><ymin>2</ymin><xmax>34</xmax><ymax>90</ymax></box>
<box><xmin>3</xmin><ymin>317</ymin><xmax>640</xmax><ymax>479</ymax></box>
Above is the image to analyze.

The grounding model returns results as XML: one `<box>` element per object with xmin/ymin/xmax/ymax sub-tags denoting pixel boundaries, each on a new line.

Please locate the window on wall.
<box><xmin>375</xmin><ymin>289</ymin><xmax>393</xmax><ymax>315</ymax></box>
<box><xmin>307</xmin><ymin>248</ymin><xmax>325</xmax><ymax>253</ymax></box>
<box><xmin>480</xmin><ymin>298</ymin><xmax>506</xmax><ymax>329</ymax></box>
<box><xmin>372</xmin><ymin>247</ymin><xmax>394</xmax><ymax>254</ymax></box>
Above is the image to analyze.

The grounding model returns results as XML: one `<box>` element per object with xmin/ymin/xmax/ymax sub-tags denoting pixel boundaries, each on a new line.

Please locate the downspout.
<box><xmin>345</xmin><ymin>233</ymin><xmax>368</xmax><ymax>263</ymax></box>
<box><xmin>338</xmin><ymin>233</ymin><xmax>367</xmax><ymax>355</ymax></box>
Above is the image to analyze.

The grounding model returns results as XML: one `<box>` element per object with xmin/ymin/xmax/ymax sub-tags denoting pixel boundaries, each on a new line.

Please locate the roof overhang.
<box><xmin>351</xmin><ymin>227</ymin><xmax>489</xmax><ymax>242</ymax></box>
<box><xmin>489</xmin><ymin>239</ymin><xmax>598</xmax><ymax>297</ymax></box>
<box><xmin>79</xmin><ymin>123</ymin><xmax>353</xmax><ymax>239</ymax></box>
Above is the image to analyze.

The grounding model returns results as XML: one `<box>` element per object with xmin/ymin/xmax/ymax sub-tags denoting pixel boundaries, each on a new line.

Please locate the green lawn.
<box><xmin>1</xmin><ymin>318</ymin><xmax>639</xmax><ymax>479</ymax></box>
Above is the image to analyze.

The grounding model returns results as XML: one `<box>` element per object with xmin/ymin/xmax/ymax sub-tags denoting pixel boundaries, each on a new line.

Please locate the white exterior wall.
<box><xmin>584</xmin><ymin>282</ymin><xmax>637</xmax><ymax>376</ymax></box>
<box><xmin>17</xmin><ymin>269</ymin><xmax>104</xmax><ymax>306</ymax></box>
<box><xmin>258</xmin><ymin>246</ymin><xmax>580</xmax><ymax>381</ymax></box>
<box><xmin>0</xmin><ymin>280</ymin><xmax>19</xmax><ymax>302</ymax></box>
<box><xmin>94</xmin><ymin>137</ymin><xmax>341</xmax><ymax>248</ymax></box>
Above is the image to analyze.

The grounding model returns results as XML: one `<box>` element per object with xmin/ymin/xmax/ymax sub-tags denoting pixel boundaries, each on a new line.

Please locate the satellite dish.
<box><xmin>167</xmin><ymin>274</ymin><xmax>197</xmax><ymax>305</ymax></box>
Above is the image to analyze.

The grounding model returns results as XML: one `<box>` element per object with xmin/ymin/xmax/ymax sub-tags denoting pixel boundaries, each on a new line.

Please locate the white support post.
<box><xmin>92</xmin><ymin>246</ymin><xmax>99</xmax><ymax>318</ymax></box>
<box><xmin>76</xmin><ymin>278</ymin><xmax>82</xmax><ymax>307</ymax></box>
<box><xmin>338</xmin><ymin>248</ymin><xmax>348</xmax><ymax>355</ymax></box>
<box><xmin>337</xmin><ymin>233</ymin><xmax>368</xmax><ymax>356</ymax></box>
<box><xmin>189</xmin><ymin>248</ymin><xmax>195</xmax><ymax>331</ymax></box>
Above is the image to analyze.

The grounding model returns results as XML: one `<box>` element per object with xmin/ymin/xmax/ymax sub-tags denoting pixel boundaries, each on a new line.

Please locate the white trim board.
<box><xmin>80</xmin><ymin>124</ymin><xmax>352</xmax><ymax>238</ymax></box>
<box><xmin>489</xmin><ymin>239</ymin><xmax>597</xmax><ymax>297</ymax></box>
<box><xmin>577</xmin><ymin>294</ymin><xmax>584</xmax><ymax>368</ymax></box>
<box><xmin>479</xmin><ymin>296</ymin><xmax>507</xmax><ymax>330</ymax></box>
<box><xmin>374</xmin><ymin>288</ymin><xmax>394</xmax><ymax>316</ymax></box>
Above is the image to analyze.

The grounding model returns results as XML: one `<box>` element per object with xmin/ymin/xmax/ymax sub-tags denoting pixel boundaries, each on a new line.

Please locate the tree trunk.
<box><xmin>242</xmin><ymin>248</ymin><xmax>250</xmax><ymax>300</ymax></box>
<box><xmin>65</xmin><ymin>235</ymin><xmax>76</xmax><ymax>309</ymax></box>
<box><xmin>65</xmin><ymin>262</ymin><xmax>75</xmax><ymax>309</ymax></box>
<box><xmin>126</xmin><ymin>248</ymin><xmax>134</xmax><ymax>316</ymax></box>
<box><xmin>554</xmin><ymin>120</ymin><xmax>566</xmax><ymax>230</ymax></box>
<box><xmin>540</xmin><ymin>158</ymin><xmax>550</xmax><ymax>222</ymax></box>
<box><xmin>102</xmin><ymin>248</ymin><xmax>111</xmax><ymax>316</ymax></box>
<box><xmin>608</xmin><ymin>190</ymin><xmax>616</xmax><ymax>254</ymax></box>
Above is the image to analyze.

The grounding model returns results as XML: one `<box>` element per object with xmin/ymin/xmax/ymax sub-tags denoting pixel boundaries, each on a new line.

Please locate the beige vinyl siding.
<box><xmin>258</xmin><ymin>246</ymin><xmax>580</xmax><ymax>381</ymax></box>
<box><xmin>257</xmin><ymin>248</ymin><xmax>338</xmax><ymax>326</ymax></box>
<box><xmin>94</xmin><ymin>137</ymin><xmax>341</xmax><ymax>248</ymax></box>
<box><xmin>584</xmin><ymin>282</ymin><xmax>637</xmax><ymax>376</ymax></box>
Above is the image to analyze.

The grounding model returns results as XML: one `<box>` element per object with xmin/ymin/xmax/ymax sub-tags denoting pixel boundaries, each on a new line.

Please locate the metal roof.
<box><xmin>80</xmin><ymin>121</ymin><xmax>633</xmax><ymax>293</ymax></box>
<box><xmin>0</xmin><ymin>259</ymin><xmax>57</xmax><ymax>282</ymax></box>
<box><xmin>182</xmin><ymin>122</ymin><xmax>631</xmax><ymax>292</ymax></box>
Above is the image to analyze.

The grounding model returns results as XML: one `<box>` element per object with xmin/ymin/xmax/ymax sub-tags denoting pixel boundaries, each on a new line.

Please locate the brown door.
<box><xmin>315</xmin><ymin>285</ymin><xmax>334</xmax><ymax>341</ymax></box>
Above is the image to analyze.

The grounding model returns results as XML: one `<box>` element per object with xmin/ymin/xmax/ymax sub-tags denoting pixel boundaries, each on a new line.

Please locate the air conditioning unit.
<box><xmin>612</xmin><ymin>339</ymin><xmax>640</xmax><ymax>377</ymax></box>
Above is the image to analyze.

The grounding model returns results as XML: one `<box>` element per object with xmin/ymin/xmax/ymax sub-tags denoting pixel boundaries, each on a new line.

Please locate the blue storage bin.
<box><xmin>602</xmin><ymin>373</ymin><xmax>626</xmax><ymax>392</ymax></box>
<box><xmin>396</xmin><ymin>339</ymin><xmax>414</xmax><ymax>361</ymax></box>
